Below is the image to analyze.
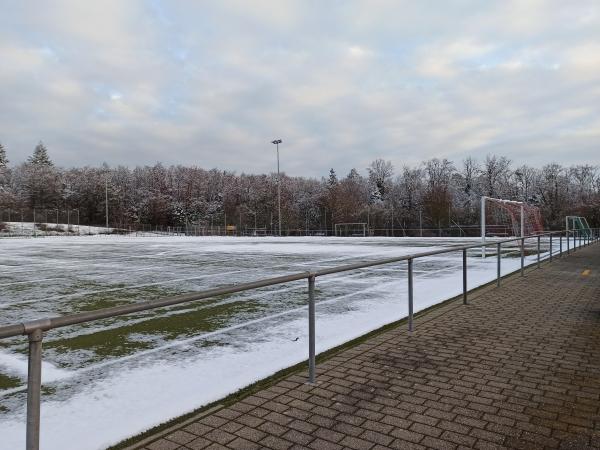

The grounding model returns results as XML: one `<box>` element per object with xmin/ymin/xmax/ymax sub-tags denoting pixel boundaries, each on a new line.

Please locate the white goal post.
<box><xmin>481</xmin><ymin>197</ymin><xmax>525</xmax><ymax>257</ymax></box>
<box><xmin>480</xmin><ymin>197</ymin><xmax>544</xmax><ymax>257</ymax></box>
<box><xmin>334</xmin><ymin>223</ymin><xmax>367</xmax><ymax>237</ymax></box>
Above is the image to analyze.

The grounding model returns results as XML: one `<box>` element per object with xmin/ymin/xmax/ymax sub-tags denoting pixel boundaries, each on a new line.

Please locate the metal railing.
<box><xmin>0</xmin><ymin>229</ymin><xmax>598</xmax><ymax>450</ymax></box>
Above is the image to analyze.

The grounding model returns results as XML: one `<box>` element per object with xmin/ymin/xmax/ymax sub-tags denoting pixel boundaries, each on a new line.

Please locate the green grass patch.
<box><xmin>0</xmin><ymin>372</ymin><xmax>22</xmax><ymax>390</ymax></box>
<box><xmin>47</xmin><ymin>295</ymin><xmax>268</xmax><ymax>362</ymax></box>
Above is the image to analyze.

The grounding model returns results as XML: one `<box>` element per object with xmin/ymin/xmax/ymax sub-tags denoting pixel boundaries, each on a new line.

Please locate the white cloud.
<box><xmin>0</xmin><ymin>0</ymin><xmax>598</xmax><ymax>174</ymax></box>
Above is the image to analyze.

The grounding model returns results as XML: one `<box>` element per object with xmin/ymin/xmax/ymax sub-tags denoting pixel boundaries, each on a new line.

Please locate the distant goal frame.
<box><xmin>565</xmin><ymin>216</ymin><xmax>591</xmax><ymax>237</ymax></box>
<box><xmin>334</xmin><ymin>222</ymin><xmax>367</xmax><ymax>237</ymax></box>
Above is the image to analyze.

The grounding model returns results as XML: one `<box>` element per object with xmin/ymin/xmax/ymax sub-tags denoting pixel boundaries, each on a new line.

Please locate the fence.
<box><xmin>0</xmin><ymin>229</ymin><xmax>598</xmax><ymax>450</ymax></box>
<box><xmin>0</xmin><ymin>224</ymin><xmax>529</xmax><ymax>239</ymax></box>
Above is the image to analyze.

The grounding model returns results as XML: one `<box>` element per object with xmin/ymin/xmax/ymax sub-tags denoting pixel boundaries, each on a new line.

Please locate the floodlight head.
<box><xmin>271</xmin><ymin>139</ymin><xmax>282</xmax><ymax>144</ymax></box>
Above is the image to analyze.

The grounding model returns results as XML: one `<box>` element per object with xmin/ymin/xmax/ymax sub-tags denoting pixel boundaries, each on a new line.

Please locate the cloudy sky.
<box><xmin>1</xmin><ymin>1</ymin><xmax>599</xmax><ymax>176</ymax></box>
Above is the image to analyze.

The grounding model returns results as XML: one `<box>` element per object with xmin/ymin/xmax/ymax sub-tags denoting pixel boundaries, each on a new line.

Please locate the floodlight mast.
<box><xmin>271</xmin><ymin>139</ymin><xmax>283</xmax><ymax>236</ymax></box>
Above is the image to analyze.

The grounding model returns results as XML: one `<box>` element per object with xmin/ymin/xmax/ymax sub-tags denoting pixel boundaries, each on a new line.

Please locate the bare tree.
<box><xmin>482</xmin><ymin>154</ymin><xmax>511</xmax><ymax>198</ymax></box>
<box><xmin>367</xmin><ymin>159</ymin><xmax>394</xmax><ymax>201</ymax></box>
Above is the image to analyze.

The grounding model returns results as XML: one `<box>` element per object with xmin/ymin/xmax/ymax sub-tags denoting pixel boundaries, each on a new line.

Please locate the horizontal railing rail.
<box><xmin>1</xmin><ymin>228</ymin><xmax>598</xmax><ymax>450</ymax></box>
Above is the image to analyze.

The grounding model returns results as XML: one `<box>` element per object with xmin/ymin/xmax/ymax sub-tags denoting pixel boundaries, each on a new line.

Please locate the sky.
<box><xmin>0</xmin><ymin>0</ymin><xmax>599</xmax><ymax>177</ymax></box>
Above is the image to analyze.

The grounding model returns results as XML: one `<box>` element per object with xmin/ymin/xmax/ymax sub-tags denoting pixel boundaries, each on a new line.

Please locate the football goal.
<box><xmin>480</xmin><ymin>196</ymin><xmax>544</xmax><ymax>257</ymax></box>
<box><xmin>565</xmin><ymin>216</ymin><xmax>591</xmax><ymax>237</ymax></box>
<box><xmin>334</xmin><ymin>223</ymin><xmax>367</xmax><ymax>237</ymax></box>
<box><xmin>248</xmin><ymin>227</ymin><xmax>267</xmax><ymax>236</ymax></box>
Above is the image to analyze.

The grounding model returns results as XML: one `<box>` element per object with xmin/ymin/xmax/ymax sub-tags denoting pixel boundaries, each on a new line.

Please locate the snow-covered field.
<box><xmin>0</xmin><ymin>221</ymin><xmax>114</xmax><ymax>237</ymax></box>
<box><xmin>0</xmin><ymin>235</ymin><xmax>563</xmax><ymax>449</ymax></box>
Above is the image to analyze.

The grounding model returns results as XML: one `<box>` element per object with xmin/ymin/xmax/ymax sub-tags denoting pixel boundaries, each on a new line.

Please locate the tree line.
<box><xmin>0</xmin><ymin>141</ymin><xmax>598</xmax><ymax>234</ymax></box>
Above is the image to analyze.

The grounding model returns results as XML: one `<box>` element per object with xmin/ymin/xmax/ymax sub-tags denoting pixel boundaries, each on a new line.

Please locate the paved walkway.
<box><xmin>130</xmin><ymin>244</ymin><xmax>600</xmax><ymax>450</ymax></box>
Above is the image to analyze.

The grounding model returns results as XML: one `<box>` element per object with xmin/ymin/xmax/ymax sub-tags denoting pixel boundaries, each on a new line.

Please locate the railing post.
<box><xmin>537</xmin><ymin>235</ymin><xmax>541</xmax><ymax>268</ymax></box>
<box><xmin>26</xmin><ymin>328</ymin><xmax>44</xmax><ymax>450</ymax></box>
<box><xmin>549</xmin><ymin>234</ymin><xmax>553</xmax><ymax>262</ymax></box>
<box><xmin>497</xmin><ymin>242</ymin><xmax>501</xmax><ymax>287</ymax></box>
<box><xmin>520</xmin><ymin>238</ymin><xmax>525</xmax><ymax>276</ymax></box>
<box><xmin>462</xmin><ymin>249</ymin><xmax>467</xmax><ymax>305</ymax></box>
<box><xmin>408</xmin><ymin>258</ymin><xmax>414</xmax><ymax>332</ymax></box>
<box><xmin>559</xmin><ymin>234</ymin><xmax>562</xmax><ymax>257</ymax></box>
<box><xmin>567</xmin><ymin>231</ymin><xmax>570</xmax><ymax>254</ymax></box>
<box><xmin>308</xmin><ymin>274</ymin><xmax>316</xmax><ymax>384</ymax></box>
<box><xmin>570</xmin><ymin>231</ymin><xmax>575</xmax><ymax>252</ymax></box>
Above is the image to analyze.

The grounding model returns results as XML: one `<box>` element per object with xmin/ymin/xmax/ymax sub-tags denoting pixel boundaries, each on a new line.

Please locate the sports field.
<box><xmin>0</xmin><ymin>235</ymin><xmax>556</xmax><ymax>449</ymax></box>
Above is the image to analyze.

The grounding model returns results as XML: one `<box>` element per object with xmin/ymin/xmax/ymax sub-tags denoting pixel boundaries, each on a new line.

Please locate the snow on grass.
<box><xmin>0</xmin><ymin>222</ymin><xmax>114</xmax><ymax>237</ymax></box>
<box><xmin>0</xmin><ymin>235</ymin><xmax>570</xmax><ymax>449</ymax></box>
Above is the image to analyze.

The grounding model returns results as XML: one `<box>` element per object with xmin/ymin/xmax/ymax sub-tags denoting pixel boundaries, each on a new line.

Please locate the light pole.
<box><xmin>105</xmin><ymin>176</ymin><xmax>109</xmax><ymax>229</ymax></box>
<box><xmin>271</xmin><ymin>139</ymin><xmax>282</xmax><ymax>236</ymax></box>
<box><xmin>73</xmin><ymin>208</ymin><xmax>80</xmax><ymax>235</ymax></box>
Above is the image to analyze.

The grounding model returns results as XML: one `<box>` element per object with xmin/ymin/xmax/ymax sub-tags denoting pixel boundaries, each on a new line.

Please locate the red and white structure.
<box><xmin>480</xmin><ymin>196</ymin><xmax>544</xmax><ymax>257</ymax></box>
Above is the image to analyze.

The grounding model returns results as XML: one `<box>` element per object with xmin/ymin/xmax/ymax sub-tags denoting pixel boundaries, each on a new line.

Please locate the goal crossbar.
<box><xmin>481</xmin><ymin>197</ymin><xmax>525</xmax><ymax>243</ymax></box>
<box><xmin>334</xmin><ymin>222</ymin><xmax>367</xmax><ymax>237</ymax></box>
<box><xmin>480</xmin><ymin>196</ymin><xmax>544</xmax><ymax>257</ymax></box>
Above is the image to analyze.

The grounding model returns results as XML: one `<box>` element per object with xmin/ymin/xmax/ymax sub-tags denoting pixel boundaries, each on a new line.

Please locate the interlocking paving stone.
<box><xmin>131</xmin><ymin>244</ymin><xmax>600</xmax><ymax>449</ymax></box>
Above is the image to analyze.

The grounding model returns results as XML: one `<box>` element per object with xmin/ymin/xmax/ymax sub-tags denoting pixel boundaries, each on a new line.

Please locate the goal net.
<box><xmin>248</xmin><ymin>227</ymin><xmax>267</xmax><ymax>236</ymax></box>
<box><xmin>481</xmin><ymin>197</ymin><xmax>544</xmax><ymax>238</ymax></box>
<box><xmin>565</xmin><ymin>216</ymin><xmax>591</xmax><ymax>237</ymax></box>
<box><xmin>334</xmin><ymin>223</ymin><xmax>367</xmax><ymax>237</ymax></box>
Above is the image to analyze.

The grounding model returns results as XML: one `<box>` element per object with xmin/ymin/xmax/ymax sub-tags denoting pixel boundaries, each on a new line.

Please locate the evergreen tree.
<box><xmin>0</xmin><ymin>142</ymin><xmax>8</xmax><ymax>168</ymax></box>
<box><xmin>28</xmin><ymin>141</ymin><xmax>53</xmax><ymax>166</ymax></box>
<box><xmin>347</xmin><ymin>168</ymin><xmax>360</xmax><ymax>180</ymax></box>
<box><xmin>328</xmin><ymin>168</ymin><xmax>338</xmax><ymax>187</ymax></box>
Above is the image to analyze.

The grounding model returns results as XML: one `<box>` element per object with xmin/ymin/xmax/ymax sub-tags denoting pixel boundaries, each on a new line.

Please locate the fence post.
<box><xmin>549</xmin><ymin>234</ymin><xmax>553</xmax><ymax>262</ymax></box>
<box><xmin>462</xmin><ymin>249</ymin><xmax>468</xmax><ymax>305</ymax></box>
<box><xmin>497</xmin><ymin>242</ymin><xmax>501</xmax><ymax>287</ymax></box>
<box><xmin>408</xmin><ymin>259</ymin><xmax>414</xmax><ymax>332</ymax></box>
<box><xmin>308</xmin><ymin>274</ymin><xmax>316</xmax><ymax>384</ymax></box>
<box><xmin>26</xmin><ymin>328</ymin><xmax>44</xmax><ymax>450</ymax></box>
<box><xmin>567</xmin><ymin>231</ymin><xmax>570</xmax><ymax>254</ymax></box>
<box><xmin>537</xmin><ymin>235</ymin><xmax>541</xmax><ymax>268</ymax></box>
<box><xmin>559</xmin><ymin>234</ymin><xmax>562</xmax><ymax>257</ymax></box>
<box><xmin>520</xmin><ymin>238</ymin><xmax>525</xmax><ymax>276</ymax></box>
